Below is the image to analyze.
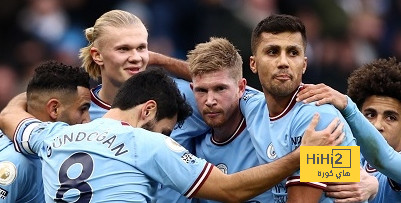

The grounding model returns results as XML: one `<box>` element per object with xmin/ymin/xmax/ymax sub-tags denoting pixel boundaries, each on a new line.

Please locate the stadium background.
<box><xmin>0</xmin><ymin>0</ymin><xmax>400</xmax><ymax>110</ymax></box>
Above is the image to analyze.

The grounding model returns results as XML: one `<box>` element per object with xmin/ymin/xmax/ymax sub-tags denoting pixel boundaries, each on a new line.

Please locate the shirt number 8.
<box><xmin>55</xmin><ymin>152</ymin><xmax>94</xmax><ymax>202</ymax></box>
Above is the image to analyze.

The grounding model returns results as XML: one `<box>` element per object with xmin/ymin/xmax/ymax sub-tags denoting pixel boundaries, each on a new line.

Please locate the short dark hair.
<box><xmin>112</xmin><ymin>67</ymin><xmax>193</xmax><ymax>127</ymax></box>
<box><xmin>347</xmin><ymin>57</ymin><xmax>401</xmax><ymax>108</ymax></box>
<box><xmin>27</xmin><ymin>60</ymin><xmax>90</xmax><ymax>94</ymax></box>
<box><xmin>251</xmin><ymin>14</ymin><xmax>307</xmax><ymax>54</ymax></box>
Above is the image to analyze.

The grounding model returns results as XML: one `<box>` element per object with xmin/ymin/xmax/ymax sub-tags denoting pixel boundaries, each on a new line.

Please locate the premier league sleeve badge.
<box><xmin>0</xmin><ymin>161</ymin><xmax>17</xmax><ymax>186</ymax></box>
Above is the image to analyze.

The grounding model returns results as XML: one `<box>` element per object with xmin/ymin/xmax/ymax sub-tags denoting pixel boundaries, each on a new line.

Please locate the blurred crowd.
<box><xmin>0</xmin><ymin>0</ymin><xmax>400</xmax><ymax>110</ymax></box>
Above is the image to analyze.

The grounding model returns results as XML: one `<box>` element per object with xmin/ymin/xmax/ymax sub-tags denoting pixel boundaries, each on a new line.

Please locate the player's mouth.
<box><xmin>274</xmin><ymin>74</ymin><xmax>292</xmax><ymax>81</ymax></box>
<box><xmin>124</xmin><ymin>67</ymin><xmax>142</xmax><ymax>75</ymax></box>
<box><xmin>203</xmin><ymin>111</ymin><xmax>220</xmax><ymax>118</ymax></box>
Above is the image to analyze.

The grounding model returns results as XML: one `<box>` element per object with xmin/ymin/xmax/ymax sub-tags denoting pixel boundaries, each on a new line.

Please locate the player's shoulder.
<box><xmin>0</xmin><ymin>146</ymin><xmax>34</xmax><ymax>172</ymax></box>
<box><xmin>103</xmin><ymin>119</ymin><xmax>167</xmax><ymax>141</ymax></box>
<box><xmin>0</xmin><ymin>133</ymin><xmax>12</xmax><ymax>150</ymax></box>
<box><xmin>33</xmin><ymin>120</ymin><xmax>69</xmax><ymax>134</ymax></box>
<box><xmin>241</xmin><ymin>86</ymin><xmax>265</xmax><ymax>105</ymax></box>
<box><xmin>297</xmin><ymin>102</ymin><xmax>340</xmax><ymax>115</ymax></box>
<box><xmin>134</xmin><ymin>128</ymin><xmax>168</xmax><ymax>142</ymax></box>
<box><xmin>172</xmin><ymin>77</ymin><xmax>191</xmax><ymax>92</ymax></box>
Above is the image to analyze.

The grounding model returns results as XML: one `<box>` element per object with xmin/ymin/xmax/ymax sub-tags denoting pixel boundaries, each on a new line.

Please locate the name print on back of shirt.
<box><xmin>50</xmin><ymin>131</ymin><xmax>128</xmax><ymax>156</ymax></box>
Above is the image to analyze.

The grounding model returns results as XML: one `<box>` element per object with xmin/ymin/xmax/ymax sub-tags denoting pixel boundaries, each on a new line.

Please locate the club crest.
<box><xmin>216</xmin><ymin>163</ymin><xmax>228</xmax><ymax>174</ymax></box>
<box><xmin>266</xmin><ymin>143</ymin><xmax>277</xmax><ymax>160</ymax></box>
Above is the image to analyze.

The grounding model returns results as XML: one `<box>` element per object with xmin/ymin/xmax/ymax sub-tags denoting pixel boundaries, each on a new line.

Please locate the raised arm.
<box><xmin>296</xmin><ymin>83</ymin><xmax>401</xmax><ymax>183</ymax></box>
<box><xmin>148</xmin><ymin>51</ymin><xmax>191</xmax><ymax>81</ymax></box>
<box><xmin>0</xmin><ymin>93</ymin><xmax>34</xmax><ymax>140</ymax></box>
<box><xmin>342</xmin><ymin>97</ymin><xmax>401</xmax><ymax>183</ymax></box>
<box><xmin>194</xmin><ymin>113</ymin><xmax>345</xmax><ymax>202</ymax></box>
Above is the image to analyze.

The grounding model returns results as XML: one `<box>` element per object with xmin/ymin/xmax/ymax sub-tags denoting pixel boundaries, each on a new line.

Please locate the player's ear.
<box><xmin>90</xmin><ymin>47</ymin><xmax>103</xmax><ymax>66</ymax></box>
<box><xmin>249</xmin><ymin>56</ymin><xmax>258</xmax><ymax>74</ymax></box>
<box><xmin>302</xmin><ymin>56</ymin><xmax>307</xmax><ymax>74</ymax></box>
<box><xmin>238</xmin><ymin>78</ymin><xmax>247</xmax><ymax>97</ymax></box>
<box><xmin>141</xmin><ymin>100</ymin><xmax>157</xmax><ymax>121</ymax></box>
<box><xmin>46</xmin><ymin>99</ymin><xmax>60</xmax><ymax>121</ymax></box>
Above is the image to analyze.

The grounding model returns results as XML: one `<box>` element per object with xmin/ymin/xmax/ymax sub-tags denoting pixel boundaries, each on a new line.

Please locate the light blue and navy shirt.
<box><xmin>0</xmin><ymin>132</ymin><xmax>44</xmax><ymax>203</ymax></box>
<box><xmin>193</xmin><ymin>117</ymin><xmax>271</xmax><ymax>203</ymax></box>
<box><xmin>342</xmin><ymin>96</ymin><xmax>401</xmax><ymax>183</ymax></box>
<box><xmin>363</xmin><ymin>156</ymin><xmax>401</xmax><ymax>203</ymax></box>
<box><xmin>342</xmin><ymin>97</ymin><xmax>401</xmax><ymax>203</ymax></box>
<box><xmin>89</xmin><ymin>80</ymin><xmax>209</xmax><ymax>151</ymax></box>
<box><xmin>156</xmin><ymin>86</ymin><xmax>266</xmax><ymax>203</ymax></box>
<box><xmin>13</xmin><ymin>118</ymin><xmax>213</xmax><ymax>202</ymax></box>
<box><xmin>89</xmin><ymin>84</ymin><xmax>109</xmax><ymax>121</ymax></box>
<box><xmin>240</xmin><ymin>86</ymin><xmax>357</xmax><ymax>203</ymax></box>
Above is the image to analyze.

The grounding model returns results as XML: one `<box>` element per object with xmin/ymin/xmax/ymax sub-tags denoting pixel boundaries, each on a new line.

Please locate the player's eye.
<box><xmin>195</xmin><ymin>88</ymin><xmax>207</xmax><ymax>93</ymax></box>
<box><xmin>117</xmin><ymin>47</ymin><xmax>129</xmax><ymax>52</ymax></box>
<box><xmin>216</xmin><ymin>86</ymin><xmax>226</xmax><ymax>92</ymax></box>
<box><xmin>386</xmin><ymin>115</ymin><xmax>398</xmax><ymax>122</ymax></box>
<box><xmin>137</xmin><ymin>45</ymin><xmax>147</xmax><ymax>51</ymax></box>
<box><xmin>363</xmin><ymin>112</ymin><xmax>375</xmax><ymax>119</ymax></box>
<box><xmin>289</xmin><ymin>49</ymin><xmax>299</xmax><ymax>56</ymax></box>
<box><xmin>267</xmin><ymin>49</ymin><xmax>278</xmax><ymax>55</ymax></box>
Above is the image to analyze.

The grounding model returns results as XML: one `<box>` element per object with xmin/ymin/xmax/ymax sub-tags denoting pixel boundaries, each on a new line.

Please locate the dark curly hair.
<box><xmin>27</xmin><ymin>60</ymin><xmax>90</xmax><ymax>93</ymax></box>
<box><xmin>347</xmin><ymin>57</ymin><xmax>401</xmax><ymax>108</ymax></box>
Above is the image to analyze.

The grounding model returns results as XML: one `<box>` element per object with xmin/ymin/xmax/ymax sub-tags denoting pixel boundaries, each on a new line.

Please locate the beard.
<box><xmin>141</xmin><ymin>118</ymin><xmax>156</xmax><ymax>132</ymax></box>
<box><xmin>262</xmin><ymin>71</ymin><xmax>299</xmax><ymax>97</ymax></box>
<box><xmin>204</xmin><ymin>117</ymin><xmax>225</xmax><ymax>128</ymax></box>
<box><xmin>202</xmin><ymin>110</ymin><xmax>227</xmax><ymax>128</ymax></box>
<box><xmin>265</xmin><ymin>82</ymin><xmax>296</xmax><ymax>97</ymax></box>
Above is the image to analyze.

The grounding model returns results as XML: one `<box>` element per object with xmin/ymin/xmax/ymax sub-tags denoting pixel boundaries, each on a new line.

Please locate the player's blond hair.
<box><xmin>79</xmin><ymin>10</ymin><xmax>144</xmax><ymax>80</ymax></box>
<box><xmin>187</xmin><ymin>37</ymin><xmax>243</xmax><ymax>81</ymax></box>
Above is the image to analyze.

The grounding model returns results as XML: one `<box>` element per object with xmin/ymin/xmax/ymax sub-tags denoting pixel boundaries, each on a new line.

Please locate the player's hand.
<box><xmin>296</xmin><ymin>84</ymin><xmax>347</xmax><ymax>111</ymax></box>
<box><xmin>301</xmin><ymin>113</ymin><xmax>344</xmax><ymax>146</ymax></box>
<box><xmin>325</xmin><ymin>168</ymin><xmax>378</xmax><ymax>203</ymax></box>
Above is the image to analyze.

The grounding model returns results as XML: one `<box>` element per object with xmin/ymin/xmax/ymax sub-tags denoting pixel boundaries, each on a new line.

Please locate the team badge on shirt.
<box><xmin>0</xmin><ymin>161</ymin><xmax>17</xmax><ymax>186</ymax></box>
<box><xmin>216</xmin><ymin>163</ymin><xmax>228</xmax><ymax>174</ymax></box>
<box><xmin>165</xmin><ymin>137</ymin><xmax>186</xmax><ymax>152</ymax></box>
<box><xmin>267</xmin><ymin>143</ymin><xmax>277</xmax><ymax>160</ymax></box>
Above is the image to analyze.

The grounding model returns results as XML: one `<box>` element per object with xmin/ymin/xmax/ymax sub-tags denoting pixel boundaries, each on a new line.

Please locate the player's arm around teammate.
<box><xmin>1</xmin><ymin>87</ymin><xmax>345</xmax><ymax>202</ymax></box>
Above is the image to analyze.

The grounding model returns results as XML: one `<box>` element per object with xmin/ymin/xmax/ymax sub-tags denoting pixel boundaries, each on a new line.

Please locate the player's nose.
<box><xmin>372</xmin><ymin>119</ymin><xmax>384</xmax><ymax>132</ymax></box>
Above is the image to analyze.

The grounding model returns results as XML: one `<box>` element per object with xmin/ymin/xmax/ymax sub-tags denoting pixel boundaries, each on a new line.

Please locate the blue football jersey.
<box><xmin>155</xmin><ymin>86</ymin><xmax>265</xmax><ymax>203</ymax></box>
<box><xmin>363</xmin><ymin>158</ymin><xmax>401</xmax><ymax>203</ymax></box>
<box><xmin>89</xmin><ymin>84</ymin><xmax>110</xmax><ymax>121</ymax></box>
<box><xmin>155</xmin><ymin>79</ymin><xmax>210</xmax><ymax>203</ymax></box>
<box><xmin>342</xmin><ymin>96</ymin><xmax>401</xmax><ymax>183</ymax></box>
<box><xmin>240</xmin><ymin>86</ymin><xmax>357</xmax><ymax>203</ymax></box>
<box><xmin>194</xmin><ymin>117</ymin><xmax>271</xmax><ymax>203</ymax></box>
<box><xmin>171</xmin><ymin>78</ymin><xmax>210</xmax><ymax>152</ymax></box>
<box><xmin>90</xmin><ymin>80</ymin><xmax>210</xmax><ymax>149</ymax></box>
<box><xmin>0</xmin><ymin>132</ymin><xmax>44</xmax><ymax>203</ymax></box>
<box><xmin>13</xmin><ymin>118</ymin><xmax>213</xmax><ymax>202</ymax></box>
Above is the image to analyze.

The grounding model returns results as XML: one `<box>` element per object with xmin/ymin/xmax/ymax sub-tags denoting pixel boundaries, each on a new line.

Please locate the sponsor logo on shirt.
<box><xmin>242</xmin><ymin>92</ymin><xmax>256</xmax><ymax>101</ymax></box>
<box><xmin>0</xmin><ymin>187</ymin><xmax>8</xmax><ymax>199</ymax></box>
<box><xmin>181</xmin><ymin>152</ymin><xmax>196</xmax><ymax>164</ymax></box>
